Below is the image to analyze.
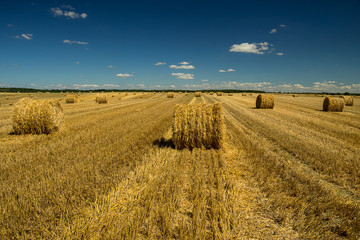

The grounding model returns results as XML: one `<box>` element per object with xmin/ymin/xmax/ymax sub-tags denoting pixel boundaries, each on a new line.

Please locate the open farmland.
<box><xmin>0</xmin><ymin>92</ymin><xmax>359</xmax><ymax>239</ymax></box>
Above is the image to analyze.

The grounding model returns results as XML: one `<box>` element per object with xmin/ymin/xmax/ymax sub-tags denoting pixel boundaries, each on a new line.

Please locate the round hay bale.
<box><xmin>242</xmin><ymin>93</ymin><xmax>247</xmax><ymax>96</ymax></box>
<box><xmin>195</xmin><ymin>92</ymin><xmax>201</xmax><ymax>97</ymax></box>
<box><xmin>228</xmin><ymin>93</ymin><xmax>233</xmax><ymax>96</ymax></box>
<box><xmin>12</xmin><ymin>98</ymin><xmax>64</xmax><ymax>134</ymax></box>
<box><xmin>340</xmin><ymin>96</ymin><xmax>354</xmax><ymax>106</ymax></box>
<box><xmin>65</xmin><ymin>94</ymin><xmax>78</xmax><ymax>103</ymax></box>
<box><xmin>323</xmin><ymin>97</ymin><xmax>344</xmax><ymax>112</ymax></box>
<box><xmin>96</xmin><ymin>94</ymin><xmax>108</xmax><ymax>104</ymax></box>
<box><xmin>292</xmin><ymin>94</ymin><xmax>297</xmax><ymax>97</ymax></box>
<box><xmin>216</xmin><ymin>92</ymin><xmax>222</xmax><ymax>96</ymax></box>
<box><xmin>209</xmin><ymin>92</ymin><xmax>214</xmax><ymax>95</ymax></box>
<box><xmin>172</xmin><ymin>103</ymin><xmax>224</xmax><ymax>149</ymax></box>
<box><xmin>167</xmin><ymin>92</ymin><xmax>174</xmax><ymax>98</ymax></box>
<box><xmin>249</xmin><ymin>93</ymin><xmax>253</xmax><ymax>96</ymax></box>
<box><xmin>256</xmin><ymin>94</ymin><xmax>275</xmax><ymax>109</ymax></box>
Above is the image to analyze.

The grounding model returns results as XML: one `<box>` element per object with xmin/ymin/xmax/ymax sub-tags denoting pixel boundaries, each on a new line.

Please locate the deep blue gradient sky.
<box><xmin>1</xmin><ymin>0</ymin><xmax>360</xmax><ymax>92</ymax></box>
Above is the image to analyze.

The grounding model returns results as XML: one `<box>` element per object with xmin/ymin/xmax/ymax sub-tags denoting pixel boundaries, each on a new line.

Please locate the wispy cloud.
<box><xmin>75</xmin><ymin>61</ymin><xmax>80</xmax><ymax>64</ymax></box>
<box><xmin>7</xmin><ymin>24</ymin><xmax>13</xmax><ymax>27</ymax></box>
<box><xmin>179</xmin><ymin>61</ymin><xmax>189</xmax><ymax>65</ymax></box>
<box><xmin>229</xmin><ymin>42</ymin><xmax>271</xmax><ymax>54</ymax></box>
<box><xmin>107</xmin><ymin>65</ymin><xmax>114</xmax><ymax>69</ymax></box>
<box><xmin>73</xmin><ymin>84</ymin><xmax>100</xmax><ymax>88</ymax></box>
<box><xmin>280</xmin><ymin>24</ymin><xmax>286</xmax><ymax>28</ymax></box>
<box><xmin>103</xmin><ymin>84</ymin><xmax>120</xmax><ymax>87</ymax></box>
<box><xmin>154</xmin><ymin>62</ymin><xmax>166</xmax><ymax>66</ymax></box>
<box><xmin>171</xmin><ymin>73</ymin><xmax>194</xmax><ymax>80</ymax></box>
<box><xmin>63</xmin><ymin>39</ymin><xmax>88</xmax><ymax>45</ymax></box>
<box><xmin>270</xmin><ymin>28</ymin><xmax>277</xmax><ymax>34</ymax></box>
<box><xmin>219</xmin><ymin>69</ymin><xmax>235</xmax><ymax>72</ymax></box>
<box><xmin>50</xmin><ymin>6</ymin><xmax>87</xmax><ymax>19</ymax></box>
<box><xmin>116</xmin><ymin>73</ymin><xmax>133</xmax><ymax>77</ymax></box>
<box><xmin>169</xmin><ymin>64</ymin><xmax>195</xmax><ymax>69</ymax></box>
<box><xmin>276</xmin><ymin>52</ymin><xmax>284</xmax><ymax>56</ymax></box>
<box><xmin>15</xmin><ymin>33</ymin><xmax>33</xmax><ymax>40</ymax></box>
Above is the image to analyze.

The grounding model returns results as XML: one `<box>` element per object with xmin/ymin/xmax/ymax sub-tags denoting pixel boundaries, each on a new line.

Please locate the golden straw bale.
<box><xmin>249</xmin><ymin>93</ymin><xmax>252</xmax><ymax>96</ymax></box>
<box><xmin>216</xmin><ymin>92</ymin><xmax>222</xmax><ymax>96</ymax></box>
<box><xmin>195</xmin><ymin>92</ymin><xmax>201</xmax><ymax>97</ymax></box>
<box><xmin>167</xmin><ymin>92</ymin><xmax>174</xmax><ymax>98</ymax></box>
<box><xmin>96</xmin><ymin>94</ymin><xmax>108</xmax><ymax>104</ymax></box>
<box><xmin>242</xmin><ymin>93</ymin><xmax>247</xmax><ymax>96</ymax></box>
<box><xmin>340</xmin><ymin>96</ymin><xmax>354</xmax><ymax>106</ymax></box>
<box><xmin>172</xmin><ymin>103</ymin><xmax>225</xmax><ymax>149</ymax></box>
<box><xmin>256</xmin><ymin>94</ymin><xmax>275</xmax><ymax>109</ymax></box>
<box><xmin>65</xmin><ymin>94</ymin><xmax>78</xmax><ymax>103</ymax></box>
<box><xmin>12</xmin><ymin>98</ymin><xmax>64</xmax><ymax>134</ymax></box>
<box><xmin>323</xmin><ymin>97</ymin><xmax>344</xmax><ymax>112</ymax></box>
<box><xmin>209</xmin><ymin>92</ymin><xmax>214</xmax><ymax>95</ymax></box>
<box><xmin>228</xmin><ymin>93</ymin><xmax>233</xmax><ymax>96</ymax></box>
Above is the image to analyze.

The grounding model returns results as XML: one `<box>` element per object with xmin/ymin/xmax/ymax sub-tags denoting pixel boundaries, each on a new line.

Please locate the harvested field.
<box><xmin>0</xmin><ymin>92</ymin><xmax>359</xmax><ymax>239</ymax></box>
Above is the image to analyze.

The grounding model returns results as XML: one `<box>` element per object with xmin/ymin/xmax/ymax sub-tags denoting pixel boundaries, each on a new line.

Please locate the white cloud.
<box><xmin>276</xmin><ymin>52</ymin><xmax>284</xmax><ymax>56</ymax></box>
<box><xmin>63</xmin><ymin>39</ymin><xmax>88</xmax><ymax>45</ymax></box>
<box><xmin>229</xmin><ymin>42</ymin><xmax>271</xmax><ymax>54</ymax></box>
<box><xmin>170</xmin><ymin>85</ymin><xmax>176</xmax><ymax>88</ymax></box>
<box><xmin>103</xmin><ymin>84</ymin><xmax>120</xmax><ymax>87</ymax></box>
<box><xmin>280</xmin><ymin>24</ymin><xmax>286</xmax><ymax>28</ymax></box>
<box><xmin>324</xmin><ymin>81</ymin><xmax>336</xmax><ymax>84</ymax></box>
<box><xmin>154</xmin><ymin>62</ymin><xmax>166</xmax><ymax>66</ymax></box>
<box><xmin>270</xmin><ymin>28</ymin><xmax>277</xmax><ymax>34</ymax></box>
<box><xmin>169</xmin><ymin>64</ymin><xmax>195</xmax><ymax>69</ymax></box>
<box><xmin>116</xmin><ymin>73</ymin><xmax>133</xmax><ymax>77</ymax></box>
<box><xmin>201</xmin><ymin>80</ymin><xmax>209</xmax><ymax>82</ymax></box>
<box><xmin>73</xmin><ymin>84</ymin><xmax>100</xmax><ymax>88</ymax></box>
<box><xmin>50</xmin><ymin>7</ymin><xmax>87</xmax><ymax>19</ymax></box>
<box><xmin>219</xmin><ymin>69</ymin><xmax>235</xmax><ymax>72</ymax></box>
<box><xmin>16</xmin><ymin>33</ymin><xmax>33</xmax><ymax>40</ymax></box>
<box><xmin>107</xmin><ymin>65</ymin><xmax>114</xmax><ymax>69</ymax></box>
<box><xmin>179</xmin><ymin>61</ymin><xmax>189</xmax><ymax>65</ymax></box>
<box><xmin>171</xmin><ymin>73</ymin><xmax>194</xmax><ymax>80</ymax></box>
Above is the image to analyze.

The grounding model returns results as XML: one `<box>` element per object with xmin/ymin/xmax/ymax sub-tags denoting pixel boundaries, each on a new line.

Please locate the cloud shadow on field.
<box><xmin>153</xmin><ymin>137</ymin><xmax>175</xmax><ymax>149</ymax></box>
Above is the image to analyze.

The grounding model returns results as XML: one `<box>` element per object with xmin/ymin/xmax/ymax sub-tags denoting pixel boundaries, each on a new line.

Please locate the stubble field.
<box><xmin>0</xmin><ymin>92</ymin><xmax>359</xmax><ymax>239</ymax></box>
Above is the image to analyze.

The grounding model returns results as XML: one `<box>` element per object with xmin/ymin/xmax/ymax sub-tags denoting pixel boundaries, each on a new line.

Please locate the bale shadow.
<box><xmin>153</xmin><ymin>137</ymin><xmax>175</xmax><ymax>149</ymax></box>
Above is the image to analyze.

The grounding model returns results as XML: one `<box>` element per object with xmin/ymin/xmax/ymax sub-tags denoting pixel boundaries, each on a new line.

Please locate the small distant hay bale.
<box><xmin>118</xmin><ymin>97</ymin><xmax>122</xmax><ymax>100</ymax></box>
<box><xmin>12</xmin><ymin>98</ymin><xmax>64</xmax><ymax>134</ymax></box>
<box><xmin>340</xmin><ymin>96</ymin><xmax>354</xmax><ymax>106</ymax></box>
<box><xmin>292</xmin><ymin>94</ymin><xmax>297</xmax><ymax>97</ymax></box>
<box><xmin>216</xmin><ymin>92</ymin><xmax>222</xmax><ymax>96</ymax></box>
<box><xmin>209</xmin><ymin>92</ymin><xmax>214</xmax><ymax>95</ymax></box>
<box><xmin>228</xmin><ymin>93</ymin><xmax>233</xmax><ymax>96</ymax></box>
<box><xmin>167</xmin><ymin>92</ymin><xmax>174</xmax><ymax>98</ymax></box>
<box><xmin>133</xmin><ymin>93</ymin><xmax>137</xmax><ymax>95</ymax></box>
<box><xmin>195</xmin><ymin>92</ymin><xmax>201</xmax><ymax>97</ymax></box>
<box><xmin>249</xmin><ymin>93</ymin><xmax>252</xmax><ymax>96</ymax></box>
<box><xmin>96</xmin><ymin>94</ymin><xmax>108</xmax><ymax>104</ymax></box>
<box><xmin>323</xmin><ymin>97</ymin><xmax>344</xmax><ymax>112</ymax></box>
<box><xmin>242</xmin><ymin>93</ymin><xmax>247</xmax><ymax>96</ymax></box>
<box><xmin>65</xmin><ymin>94</ymin><xmax>78</xmax><ymax>103</ymax></box>
<box><xmin>256</xmin><ymin>94</ymin><xmax>275</xmax><ymax>109</ymax></box>
<box><xmin>172</xmin><ymin>103</ymin><xmax>224</xmax><ymax>149</ymax></box>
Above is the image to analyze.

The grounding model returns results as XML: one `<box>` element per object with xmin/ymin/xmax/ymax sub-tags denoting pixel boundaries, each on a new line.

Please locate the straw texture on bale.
<box><xmin>12</xmin><ymin>98</ymin><xmax>64</xmax><ymax>134</ymax></box>
<box><xmin>195</xmin><ymin>92</ymin><xmax>201</xmax><ymax>97</ymax></box>
<box><xmin>172</xmin><ymin>103</ymin><xmax>225</xmax><ymax>149</ymax></box>
<box><xmin>228</xmin><ymin>93</ymin><xmax>233</xmax><ymax>96</ymax></box>
<box><xmin>216</xmin><ymin>92</ymin><xmax>223</xmax><ymax>96</ymax></box>
<box><xmin>209</xmin><ymin>92</ymin><xmax>214</xmax><ymax>95</ymax></box>
<box><xmin>256</xmin><ymin>94</ymin><xmax>275</xmax><ymax>109</ymax></box>
<box><xmin>340</xmin><ymin>96</ymin><xmax>354</xmax><ymax>106</ymax></box>
<box><xmin>323</xmin><ymin>97</ymin><xmax>344</xmax><ymax>112</ymax></box>
<box><xmin>96</xmin><ymin>94</ymin><xmax>108</xmax><ymax>104</ymax></box>
<box><xmin>65</xmin><ymin>94</ymin><xmax>78</xmax><ymax>103</ymax></box>
<box><xmin>167</xmin><ymin>92</ymin><xmax>174</xmax><ymax>98</ymax></box>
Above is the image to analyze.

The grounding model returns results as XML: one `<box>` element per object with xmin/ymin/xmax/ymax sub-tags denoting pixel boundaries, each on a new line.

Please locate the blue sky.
<box><xmin>1</xmin><ymin>0</ymin><xmax>360</xmax><ymax>92</ymax></box>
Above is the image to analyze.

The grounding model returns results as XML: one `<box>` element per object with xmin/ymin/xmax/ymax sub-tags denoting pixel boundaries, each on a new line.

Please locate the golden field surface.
<box><xmin>0</xmin><ymin>92</ymin><xmax>359</xmax><ymax>239</ymax></box>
